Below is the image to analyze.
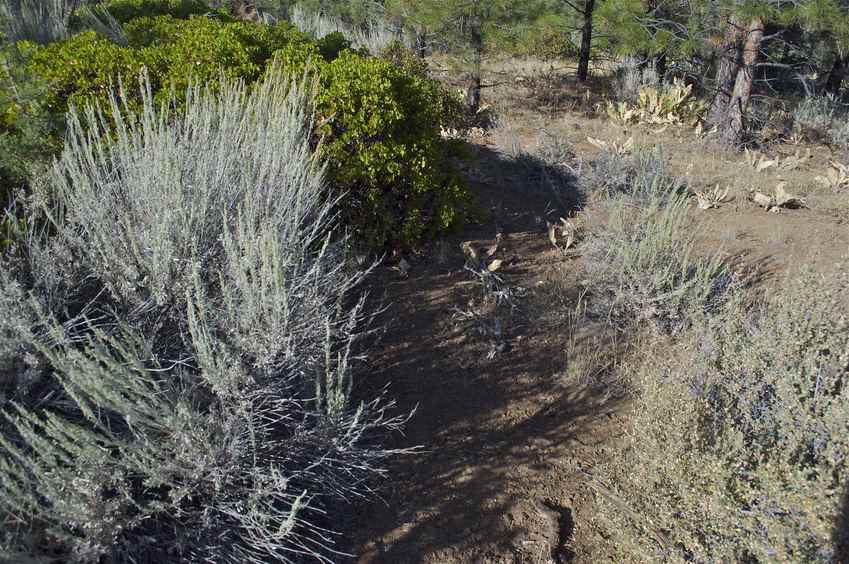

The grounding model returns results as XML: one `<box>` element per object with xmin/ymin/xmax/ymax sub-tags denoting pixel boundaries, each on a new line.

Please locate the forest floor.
<box><xmin>343</xmin><ymin>64</ymin><xmax>849</xmax><ymax>563</ymax></box>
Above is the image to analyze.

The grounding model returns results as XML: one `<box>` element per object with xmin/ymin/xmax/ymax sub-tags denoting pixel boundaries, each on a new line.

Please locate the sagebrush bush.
<box><xmin>585</xmin><ymin>145</ymin><xmax>679</xmax><ymax>200</ymax></box>
<box><xmin>793</xmin><ymin>95</ymin><xmax>837</xmax><ymax>138</ymax></box>
<box><xmin>596</xmin><ymin>267</ymin><xmax>849</xmax><ymax>562</ymax></box>
<box><xmin>0</xmin><ymin>69</ymin><xmax>407</xmax><ymax>563</ymax></box>
<box><xmin>87</xmin><ymin>0</ymin><xmax>212</xmax><ymax>24</ymax></box>
<box><xmin>582</xmin><ymin>154</ymin><xmax>727</xmax><ymax>329</ymax></box>
<box><xmin>289</xmin><ymin>3</ymin><xmax>403</xmax><ymax>55</ymax></box>
<box><xmin>830</xmin><ymin>115</ymin><xmax>849</xmax><ymax>153</ymax></box>
<box><xmin>612</xmin><ymin>57</ymin><xmax>659</xmax><ymax>104</ymax></box>
<box><xmin>0</xmin><ymin>0</ymin><xmax>75</xmax><ymax>44</ymax></box>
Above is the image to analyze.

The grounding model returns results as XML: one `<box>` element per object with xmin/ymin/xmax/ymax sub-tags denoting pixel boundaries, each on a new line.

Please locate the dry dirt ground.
<box><xmin>341</xmin><ymin>69</ymin><xmax>849</xmax><ymax>563</ymax></box>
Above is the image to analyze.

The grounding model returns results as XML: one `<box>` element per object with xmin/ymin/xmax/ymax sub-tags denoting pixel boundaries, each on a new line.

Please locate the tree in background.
<box><xmin>797</xmin><ymin>0</ymin><xmax>849</xmax><ymax>94</ymax></box>
<box><xmin>389</xmin><ymin>0</ymin><xmax>551</xmax><ymax>111</ymax></box>
<box><xmin>576</xmin><ymin>0</ymin><xmax>596</xmax><ymax>80</ymax></box>
<box><xmin>598</xmin><ymin>0</ymin><xmax>849</xmax><ymax>144</ymax></box>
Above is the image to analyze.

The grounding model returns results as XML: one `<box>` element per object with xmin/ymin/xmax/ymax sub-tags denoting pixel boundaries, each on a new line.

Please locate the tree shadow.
<box><xmin>459</xmin><ymin>141</ymin><xmax>585</xmax><ymax>235</ymax></box>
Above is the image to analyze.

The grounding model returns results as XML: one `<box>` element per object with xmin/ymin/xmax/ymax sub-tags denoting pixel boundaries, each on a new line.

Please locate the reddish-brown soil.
<box><xmin>341</xmin><ymin>142</ymin><xmax>624</xmax><ymax>564</ymax></box>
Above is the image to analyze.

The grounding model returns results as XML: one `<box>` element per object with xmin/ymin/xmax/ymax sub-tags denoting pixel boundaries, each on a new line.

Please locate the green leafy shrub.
<box><xmin>514</xmin><ymin>15</ymin><xmax>578</xmax><ymax>60</ymax></box>
<box><xmin>27</xmin><ymin>16</ymin><xmax>316</xmax><ymax>114</ymax></box>
<box><xmin>0</xmin><ymin>69</ymin><xmax>408</xmax><ymax>563</ymax></box>
<box><xmin>90</xmin><ymin>0</ymin><xmax>212</xmax><ymax>24</ymax></box>
<box><xmin>379</xmin><ymin>39</ymin><xmax>429</xmax><ymax>78</ymax></box>
<box><xmin>0</xmin><ymin>44</ymin><xmax>63</xmax><ymax>209</ymax></box>
<box><xmin>22</xmin><ymin>16</ymin><xmax>469</xmax><ymax>249</ymax></box>
<box><xmin>315</xmin><ymin>30</ymin><xmax>351</xmax><ymax>61</ymax></box>
<box><xmin>596</xmin><ymin>267</ymin><xmax>849</xmax><ymax>562</ymax></box>
<box><xmin>378</xmin><ymin>40</ymin><xmax>470</xmax><ymax>140</ymax></box>
<box><xmin>316</xmin><ymin>51</ymin><xmax>470</xmax><ymax>247</ymax></box>
<box><xmin>131</xmin><ymin>16</ymin><xmax>316</xmax><ymax>103</ymax></box>
<box><xmin>25</xmin><ymin>31</ymin><xmax>145</xmax><ymax>115</ymax></box>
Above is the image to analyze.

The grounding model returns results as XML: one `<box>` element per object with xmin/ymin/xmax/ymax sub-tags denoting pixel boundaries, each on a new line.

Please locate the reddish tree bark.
<box><xmin>705</xmin><ymin>17</ymin><xmax>745</xmax><ymax>130</ymax></box>
<box><xmin>719</xmin><ymin>17</ymin><xmax>764</xmax><ymax>146</ymax></box>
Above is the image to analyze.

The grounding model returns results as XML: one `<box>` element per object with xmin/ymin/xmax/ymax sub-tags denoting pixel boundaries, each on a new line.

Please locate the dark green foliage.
<box><xmin>0</xmin><ymin>44</ymin><xmax>62</xmax><ymax>210</ymax></box>
<box><xmin>315</xmin><ymin>30</ymin><xmax>351</xmax><ymax>60</ymax></box>
<box><xmin>26</xmin><ymin>31</ymin><xmax>145</xmax><ymax>115</ymax></box>
<box><xmin>379</xmin><ymin>38</ymin><xmax>429</xmax><ymax>77</ymax></box>
<box><xmin>27</xmin><ymin>16</ymin><xmax>315</xmax><ymax>114</ymax></box>
<box><xmin>513</xmin><ymin>14</ymin><xmax>578</xmax><ymax>60</ymax></box>
<box><xmin>316</xmin><ymin>51</ymin><xmax>470</xmax><ymax>247</ymax></box>
<box><xmin>90</xmin><ymin>0</ymin><xmax>213</xmax><ymax>23</ymax></box>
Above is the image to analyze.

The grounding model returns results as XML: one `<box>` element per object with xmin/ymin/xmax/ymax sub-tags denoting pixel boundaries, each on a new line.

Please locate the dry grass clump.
<box><xmin>611</xmin><ymin>58</ymin><xmax>659</xmax><ymax>104</ymax></box>
<box><xmin>0</xmin><ymin>69</ymin><xmax>406</xmax><ymax>563</ymax></box>
<box><xmin>580</xmin><ymin>147</ymin><xmax>727</xmax><ymax>330</ymax></box>
<box><xmin>584</xmin><ymin>145</ymin><xmax>681</xmax><ymax>201</ymax></box>
<box><xmin>582</xmin><ymin>183</ymin><xmax>726</xmax><ymax>330</ymax></box>
<box><xmin>594</xmin><ymin>267</ymin><xmax>849</xmax><ymax>562</ymax></box>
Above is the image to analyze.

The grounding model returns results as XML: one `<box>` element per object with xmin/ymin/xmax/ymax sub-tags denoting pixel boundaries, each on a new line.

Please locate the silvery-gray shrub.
<box><xmin>596</xmin><ymin>267</ymin><xmax>849</xmax><ymax>562</ymax></box>
<box><xmin>0</xmin><ymin>0</ymin><xmax>76</xmax><ymax>44</ymax></box>
<box><xmin>582</xmin><ymin>168</ymin><xmax>727</xmax><ymax>330</ymax></box>
<box><xmin>0</xmin><ymin>65</ymin><xmax>407</xmax><ymax>563</ymax></box>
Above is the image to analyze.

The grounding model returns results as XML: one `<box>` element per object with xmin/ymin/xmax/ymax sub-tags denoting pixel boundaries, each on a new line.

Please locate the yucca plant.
<box><xmin>605</xmin><ymin>78</ymin><xmax>704</xmax><ymax>126</ymax></box>
<box><xmin>0</xmin><ymin>65</ymin><xmax>407</xmax><ymax>563</ymax></box>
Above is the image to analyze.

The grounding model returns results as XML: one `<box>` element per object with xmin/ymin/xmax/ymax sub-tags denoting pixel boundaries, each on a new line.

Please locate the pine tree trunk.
<box><xmin>718</xmin><ymin>17</ymin><xmax>764</xmax><ymax>146</ymax></box>
<box><xmin>577</xmin><ymin>0</ymin><xmax>596</xmax><ymax>82</ymax></box>
<box><xmin>464</xmin><ymin>17</ymin><xmax>483</xmax><ymax>112</ymax></box>
<box><xmin>654</xmin><ymin>52</ymin><xmax>667</xmax><ymax>81</ymax></box>
<box><xmin>825</xmin><ymin>55</ymin><xmax>847</xmax><ymax>96</ymax></box>
<box><xmin>706</xmin><ymin>17</ymin><xmax>744</xmax><ymax>129</ymax></box>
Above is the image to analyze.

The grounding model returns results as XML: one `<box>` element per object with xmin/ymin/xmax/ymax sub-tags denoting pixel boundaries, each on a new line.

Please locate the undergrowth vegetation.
<box><xmin>0</xmin><ymin>69</ymin><xmax>409</xmax><ymax>563</ymax></box>
<box><xmin>578</xmin><ymin>143</ymin><xmax>848</xmax><ymax>562</ymax></box>
<box><xmin>582</xmin><ymin>148</ymin><xmax>729</xmax><ymax>331</ymax></box>
<box><xmin>793</xmin><ymin>95</ymin><xmax>849</xmax><ymax>152</ymax></box>
<box><xmin>1</xmin><ymin>0</ymin><xmax>848</xmax><ymax>561</ymax></box>
<box><xmin>595</xmin><ymin>268</ymin><xmax>849</xmax><ymax>562</ymax></box>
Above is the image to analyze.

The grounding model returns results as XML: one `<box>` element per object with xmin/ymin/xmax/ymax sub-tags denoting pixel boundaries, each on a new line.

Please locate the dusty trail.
<box><xmin>344</xmin><ymin>144</ymin><xmax>623</xmax><ymax>563</ymax></box>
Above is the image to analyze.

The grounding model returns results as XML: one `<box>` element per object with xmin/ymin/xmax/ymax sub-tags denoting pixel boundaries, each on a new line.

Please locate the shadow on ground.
<box><xmin>338</xmin><ymin>141</ymin><xmax>618</xmax><ymax>563</ymax></box>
